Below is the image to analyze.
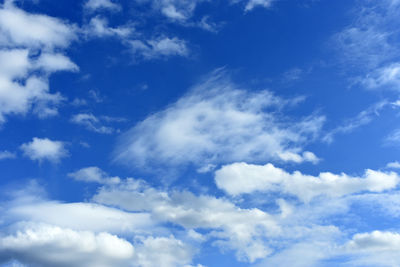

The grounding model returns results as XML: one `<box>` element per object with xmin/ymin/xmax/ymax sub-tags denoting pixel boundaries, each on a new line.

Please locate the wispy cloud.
<box><xmin>114</xmin><ymin>69</ymin><xmax>324</xmax><ymax>172</ymax></box>
<box><xmin>323</xmin><ymin>101</ymin><xmax>388</xmax><ymax>143</ymax></box>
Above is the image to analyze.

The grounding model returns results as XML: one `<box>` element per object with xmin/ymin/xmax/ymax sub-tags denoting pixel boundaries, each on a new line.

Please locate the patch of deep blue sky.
<box><xmin>2</xmin><ymin>0</ymin><xmax>398</xmax><ymax>193</ymax></box>
<box><xmin>1</xmin><ymin>0</ymin><xmax>400</xmax><ymax>266</ymax></box>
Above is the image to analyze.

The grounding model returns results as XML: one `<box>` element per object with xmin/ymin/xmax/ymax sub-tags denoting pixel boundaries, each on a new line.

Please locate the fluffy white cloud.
<box><xmin>0</xmin><ymin>3</ymin><xmax>76</xmax><ymax>49</ymax></box>
<box><xmin>0</xmin><ymin>183</ymin><xmax>200</xmax><ymax>267</ymax></box>
<box><xmin>7</xmin><ymin>201</ymin><xmax>153</xmax><ymax>234</ymax></box>
<box><xmin>70</xmin><ymin>113</ymin><xmax>115</xmax><ymax>134</ymax></box>
<box><xmin>129</xmin><ymin>37</ymin><xmax>188</xmax><ymax>60</ymax></box>
<box><xmin>0</xmin><ymin>224</ymin><xmax>134</xmax><ymax>267</ymax></box>
<box><xmin>20</xmin><ymin>138</ymin><xmax>68</xmax><ymax>163</ymax></box>
<box><xmin>344</xmin><ymin>231</ymin><xmax>400</xmax><ymax>266</ymax></box>
<box><xmin>93</xmin><ymin>176</ymin><xmax>280</xmax><ymax>262</ymax></box>
<box><xmin>114</xmin><ymin>70</ymin><xmax>324</xmax><ymax>171</ymax></box>
<box><xmin>0</xmin><ymin>4</ymin><xmax>78</xmax><ymax>123</ymax></box>
<box><xmin>68</xmin><ymin>166</ymin><xmax>121</xmax><ymax>185</ymax></box>
<box><xmin>84</xmin><ymin>0</ymin><xmax>121</xmax><ymax>12</ymax></box>
<box><xmin>347</xmin><ymin>231</ymin><xmax>400</xmax><ymax>252</ymax></box>
<box><xmin>0</xmin><ymin>49</ymin><xmax>74</xmax><ymax>122</ymax></box>
<box><xmin>215</xmin><ymin>162</ymin><xmax>399</xmax><ymax>202</ymax></box>
<box><xmin>133</xmin><ymin>236</ymin><xmax>195</xmax><ymax>267</ymax></box>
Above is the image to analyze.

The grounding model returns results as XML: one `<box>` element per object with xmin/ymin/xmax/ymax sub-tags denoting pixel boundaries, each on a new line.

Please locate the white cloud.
<box><xmin>129</xmin><ymin>37</ymin><xmax>188</xmax><ymax>60</ymax></box>
<box><xmin>135</xmin><ymin>0</ymin><xmax>205</xmax><ymax>21</ymax></box>
<box><xmin>0</xmin><ymin>184</ymin><xmax>200</xmax><ymax>267</ymax></box>
<box><xmin>0</xmin><ymin>4</ymin><xmax>78</xmax><ymax>123</ymax></box>
<box><xmin>323</xmin><ymin>101</ymin><xmax>388</xmax><ymax>143</ymax></box>
<box><xmin>344</xmin><ymin>231</ymin><xmax>400</xmax><ymax>266</ymax></box>
<box><xmin>385</xmin><ymin>128</ymin><xmax>400</xmax><ymax>145</ymax></box>
<box><xmin>347</xmin><ymin>231</ymin><xmax>400</xmax><ymax>252</ymax></box>
<box><xmin>244</xmin><ymin>0</ymin><xmax>274</xmax><ymax>11</ymax></box>
<box><xmin>35</xmin><ymin>53</ymin><xmax>79</xmax><ymax>73</ymax></box>
<box><xmin>93</xmin><ymin>176</ymin><xmax>280</xmax><ymax>262</ymax></box>
<box><xmin>359</xmin><ymin>63</ymin><xmax>400</xmax><ymax>91</ymax></box>
<box><xmin>114</xmin><ymin>70</ymin><xmax>324</xmax><ymax>171</ymax></box>
<box><xmin>7</xmin><ymin>202</ymin><xmax>153</xmax><ymax>234</ymax></box>
<box><xmin>387</xmin><ymin>161</ymin><xmax>400</xmax><ymax>169</ymax></box>
<box><xmin>214</xmin><ymin>162</ymin><xmax>399</xmax><ymax>202</ymax></box>
<box><xmin>70</xmin><ymin>113</ymin><xmax>115</xmax><ymax>134</ymax></box>
<box><xmin>0</xmin><ymin>49</ymin><xmax>70</xmax><ymax>122</ymax></box>
<box><xmin>68</xmin><ymin>166</ymin><xmax>121</xmax><ymax>185</ymax></box>
<box><xmin>84</xmin><ymin>0</ymin><xmax>121</xmax><ymax>12</ymax></box>
<box><xmin>0</xmin><ymin>150</ymin><xmax>16</xmax><ymax>160</ymax></box>
<box><xmin>83</xmin><ymin>16</ymin><xmax>132</xmax><ymax>38</ymax></box>
<box><xmin>0</xmin><ymin>224</ymin><xmax>134</xmax><ymax>267</ymax></box>
<box><xmin>133</xmin><ymin>236</ymin><xmax>195</xmax><ymax>267</ymax></box>
<box><xmin>333</xmin><ymin>0</ymin><xmax>400</xmax><ymax>77</ymax></box>
<box><xmin>20</xmin><ymin>138</ymin><xmax>68</xmax><ymax>163</ymax></box>
<box><xmin>0</xmin><ymin>4</ymin><xmax>76</xmax><ymax>49</ymax></box>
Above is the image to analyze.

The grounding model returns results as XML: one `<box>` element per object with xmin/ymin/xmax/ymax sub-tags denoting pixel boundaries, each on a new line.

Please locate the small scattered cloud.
<box><xmin>70</xmin><ymin>113</ymin><xmax>115</xmax><ymax>134</ymax></box>
<box><xmin>20</xmin><ymin>137</ymin><xmax>68</xmax><ymax>163</ymax></box>
<box><xmin>244</xmin><ymin>0</ymin><xmax>274</xmax><ymax>11</ymax></box>
<box><xmin>387</xmin><ymin>161</ymin><xmax>400</xmax><ymax>169</ymax></box>
<box><xmin>0</xmin><ymin>150</ymin><xmax>16</xmax><ymax>160</ymax></box>
<box><xmin>84</xmin><ymin>0</ymin><xmax>121</xmax><ymax>12</ymax></box>
<box><xmin>128</xmin><ymin>37</ymin><xmax>189</xmax><ymax>60</ymax></box>
<box><xmin>88</xmin><ymin>89</ymin><xmax>104</xmax><ymax>103</ymax></box>
<box><xmin>83</xmin><ymin>16</ymin><xmax>132</xmax><ymax>38</ymax></box>
<box><xmin>68</xmin><ymin>166</ymin><xmax>121</xmax><ymax>185</ymax></box>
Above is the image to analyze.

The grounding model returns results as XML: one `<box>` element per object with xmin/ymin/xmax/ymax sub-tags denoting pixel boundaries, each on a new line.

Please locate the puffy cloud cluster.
<box><xmin>0</xmin><ymin>3</ymin><xmax>78</xmax><ymax>123</ymax></box>
<box><xmin>215</xmin><ymin>162</ymin><xmax>399</xmax><ymax>202</ymax></box>
<box><xmin>92</xmin><ymin>177</ymin><xmax>279</xmax><ymax>262</ymax></box>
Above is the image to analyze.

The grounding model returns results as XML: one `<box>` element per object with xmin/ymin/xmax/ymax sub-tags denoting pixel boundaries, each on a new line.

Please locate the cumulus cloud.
<box><xmin>0</xmin><ymin>224</ymin><xmax>134</xmax><ymax>267</ymax></box>
<box><xmin>114</xmin><ymin>70</ymin><xmax>324</xmax><ymax>171</ymax></box>
<box><xmin>344</xmin><ymin>231</ymin><xmax>400</xmax><ymax>266</ymax></box>
<box><xmin>93</xmin><ymin>176</ymin><xmax>279</xmax><ymax>262</ymax></box>
<box><xmin>0</xmin><ymin>4</ymin><xmax>78</xmax><ymax>123</ymax></box>
<box><xmin>0</xmin><ymin>183</ymin><xmax>201</xmax><ymax>267</ymax></box>
<box><xmin>214</xmin><ymin>162</ymin><xmax>399</xmax><ymax>202</ymax></box>
<box><xmin>0</xmin><ymin>3</ymin><xmax>76</xmax><ymax>49</ymax></box>
<box><xmin>20</xmin><ymin>138</ymin><xmax>68</xmax><ymax>163</ymax></box>
<box><xmin>346</xmin><ymin>231</ymin><xmax>400</xmax><ymax>252</ymax></box>
<box><xmin>133</xmin><ymin>236</ymin><xmax>195</xmax><ymax>267</ymax></box>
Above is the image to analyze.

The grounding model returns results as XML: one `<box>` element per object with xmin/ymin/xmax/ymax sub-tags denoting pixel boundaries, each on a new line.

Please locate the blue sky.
<box><xmin>1</xmin><ymin>0</ymin><xmax>400</xmax><ymax>266</ymax></box>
